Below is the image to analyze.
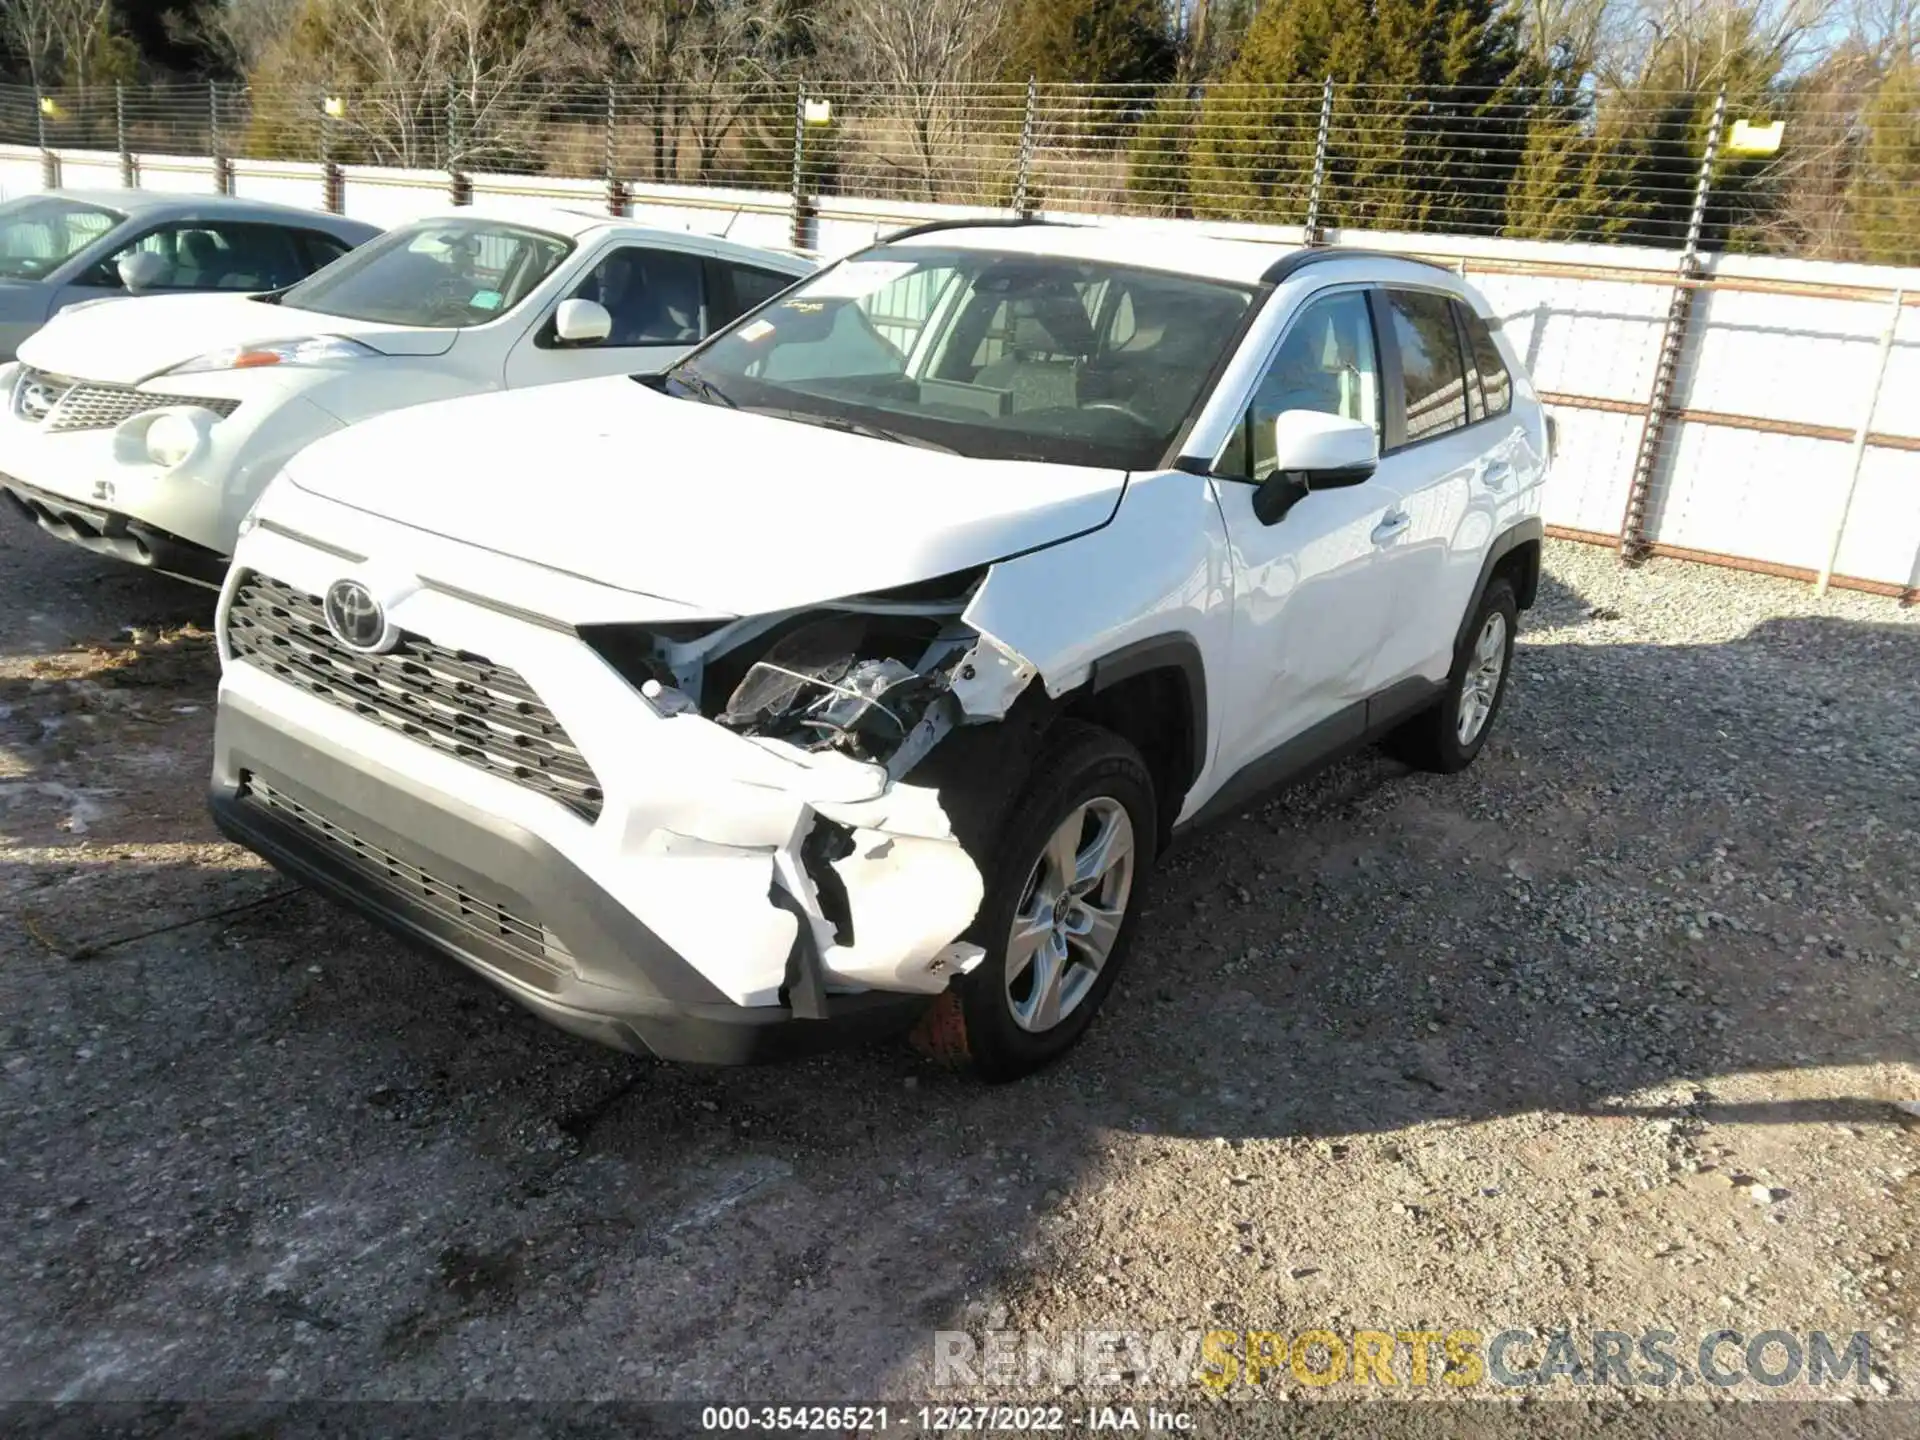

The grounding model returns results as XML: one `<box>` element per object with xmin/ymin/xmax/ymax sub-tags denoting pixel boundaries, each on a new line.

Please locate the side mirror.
<box><xmin>1251</xmin><ymin>411</ymin><xmax>1378</xmax><ymax>526</ymax></box>
<box><xmin>117</xmin><ymin>250</ymin><xmax>168</xmax><ymax>294</ymax></box>
<box><xmin>554</xmin><ymin>297</ymin><xmax>611</xmax><ymax>346</ymax></box>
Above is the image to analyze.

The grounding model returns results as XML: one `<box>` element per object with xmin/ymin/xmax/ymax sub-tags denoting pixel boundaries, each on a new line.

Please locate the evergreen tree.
<box><xmin>1848</xmin><ymin>60</ymin><xmax>1920</xmax><ymax>264</ymax></box>
<box><xmin>1001</xmin><ymin>0</ymin><xmax>1176</xmax><ymax>87</ymax></box>
<box><xmin>1186</xmin><ymin>0</ymin><xmax>1539</xmax><ymax>232</ymax></box>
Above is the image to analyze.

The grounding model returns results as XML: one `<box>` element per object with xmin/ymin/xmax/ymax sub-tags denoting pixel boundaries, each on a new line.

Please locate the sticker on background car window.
<box><xmin>470</xmin><ymin>290</ymin><xmax>503</xmax><ymax>310</ymax></box>
<box><xmin>738</xmin><ymin>319</ymin><xmax>775</xmax><ymax>342</ymax></box>
<box><xmin>796</xmin><ymin>261</ymin><xmax>914</xmax><ymax>300</ymax></box>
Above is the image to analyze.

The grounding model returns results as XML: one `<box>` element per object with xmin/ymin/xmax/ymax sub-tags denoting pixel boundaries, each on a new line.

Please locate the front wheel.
<box><xmin>1387</xmin><ymin>577</ymin><xmax>1518</xmax><ymax>774</ymax></box>
<box><xmin>919</xmin><ymin>721</ymin><xmax>1157</xmax><ymax>1081</ymax></box>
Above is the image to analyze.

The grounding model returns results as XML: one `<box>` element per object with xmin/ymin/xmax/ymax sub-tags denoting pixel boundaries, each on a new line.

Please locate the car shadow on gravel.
<box><xmin>3</xmin><ymin>558</ymin><xmax>1918</xmax><ymax>1402</ymax></box>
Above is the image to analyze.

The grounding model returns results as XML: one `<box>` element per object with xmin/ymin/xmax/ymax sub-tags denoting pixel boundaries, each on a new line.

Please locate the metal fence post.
<box><xmin>1303</xmin><ymin>76</ymin><xmax>1334</xmax><ymax>244</ymax></box>
<box><xmin>1818</xmin><ymin>287</ymin><xmax>1903</xmax><ymax>596</ymax></box>
<box><xmin>320</xmin><ymin>86</ymin><xmax>343</xmax><ymax>213</ymax></box>
<box><xmin>115</xmin><ymin>81</ymin><xmax>133</xmax><ymax>187</ymax></box>
<box><xmin>604</xmin><ymin>81</ymin><xmax>625</xmax><ymax>215</ymax></box>
<box><xmin>790</xmin><ymin>85</ymin><xmax>810</xmax><ymax>250</ymax></box>
<box><xmin>35</xmin><ymin>83</ymin><xmax>57</xmax><ymax>189</ymax></box>
<box><xmin>1012</xmin><ymin>74</ymin><xmax>1037</xmax><ymax>217</ymax></box>
<box><xmin>1618</xmin><ymin>83</ymin><xmax>1725</xmax><ymax>561</ymax></box>
<box><xmin>446</xmin><ymin>81</ymin><xmax>470</xmax><ymax>204</ymax></box>
<box><xmin>210</xmin><ymin>81</ymin><xmax>232</xmax><ymax>194</ymax></box>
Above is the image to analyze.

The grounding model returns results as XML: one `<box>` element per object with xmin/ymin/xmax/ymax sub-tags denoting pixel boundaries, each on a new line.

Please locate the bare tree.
<box><xmin>178</xmin><ymin>0</ymin><xmax>305</xmax><ymax>76</ymax></box>
<box><xmin>1</xmin><ymin>0</ymin><xmax>130</xmax><ymax>88</ymax></box>
<box><xmin>563</xmin><ymin>0</ymin><xmax>798</xmax><ymax>181</ymax></box>
<box><xmin>810</xmin><ymin>0</ymin><xmax>1010</xmax><ymax>200</ymax></box>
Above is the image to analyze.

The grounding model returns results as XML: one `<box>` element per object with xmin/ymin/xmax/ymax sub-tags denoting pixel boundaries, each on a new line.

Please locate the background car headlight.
<box><xmin>168</xmin><ymin>336</ymin><xmax>377</xmax><ymax>374</ymax></box>
<box><xmin>145</xmin><ymin>411</ymin><xmax>207</xmax><ymax>468</ymax></box>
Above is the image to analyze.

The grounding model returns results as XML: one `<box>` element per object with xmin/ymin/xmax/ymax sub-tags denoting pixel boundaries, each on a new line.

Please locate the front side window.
<box><xmin>708</xmin><ymin>260</ymin><xmax>797</xmax><ymax>328</ymax></box>
<box><xmin>1386</xmin><ymin>289</ymin><xmax>1470</xmax><ymax>444</ymax></box>
<box><xmin>0</xmin><ymin>196</ymin><xmax>121</xmax><ymax>280</ymax></box>
<box><xmin>89</xmin><ymin>222</ymin><xmax>308</xmax><ymax>292</ymax></box>
<box><xmin>665</xmin><ymin>248</ymin><xmax>1255</xmax><ymax>469</ymax></box>
<box><xmin>1239</xmin><ymin>290</ymin><xmax>1380</xmax><ymax>480</ymax></box>
<box><xmin>572</xmin><ymin>246</ymin><xmax>705</xmax><ymax>345</ymax></box>
<box><xmin>279</xmin><ymin>219</ymin><xmax>571</xmax><ymax>328</ymax></box>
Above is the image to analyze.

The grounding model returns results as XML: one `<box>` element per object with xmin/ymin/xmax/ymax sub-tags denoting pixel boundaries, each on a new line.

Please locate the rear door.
<box><xmin>1210</xmin><ymin>286</ymin><xmax>1402</xmax><ymax>783</ymax></box>
<box><xmin>1365</xmin><ymin>286</ymin><xmax>1497</xmax><ymax>691</ymax></box>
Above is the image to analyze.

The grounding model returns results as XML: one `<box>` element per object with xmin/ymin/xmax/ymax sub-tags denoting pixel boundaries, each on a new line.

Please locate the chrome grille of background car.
<box><xmin>238</xmin><ymin>771</ymin><xmax>573</xmax><ymax>986</ymax></box>
<box><xmin>225</xmin><ymin>572</ymin><xmax>605</xmax><ymax>822</ymax></box>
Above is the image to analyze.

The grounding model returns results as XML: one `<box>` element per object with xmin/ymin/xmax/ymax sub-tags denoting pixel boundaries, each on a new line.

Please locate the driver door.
<box><xmin>1210</xmin><ymin>287</ymin><xmax>1403</xmax><ymax>785</ymax></box>
<box><xmin>503</xmin><ymin>243</ymin><xmax>709</xmax><ymax>388</ymax></box>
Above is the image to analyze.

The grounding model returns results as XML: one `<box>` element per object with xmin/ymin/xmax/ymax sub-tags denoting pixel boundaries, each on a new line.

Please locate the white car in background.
<box><xmin>0</xmin><ymin>209</ymin><xmax>812</xmax><ymax>583</ymax></box>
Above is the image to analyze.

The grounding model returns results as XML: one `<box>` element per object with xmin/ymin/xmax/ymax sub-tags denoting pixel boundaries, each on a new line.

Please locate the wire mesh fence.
<box><xmin>3</xmin><ymin>77</ymin><xmax>1917</xmax><ymax>263</ymax></box>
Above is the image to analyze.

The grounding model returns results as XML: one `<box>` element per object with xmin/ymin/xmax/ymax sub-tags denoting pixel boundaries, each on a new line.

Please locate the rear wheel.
<box><xmin>1387</xmin><ymin>577</ymin><xmax>1517</xmax><ymax>774</ymax></box>
<box><xmin>917</xmin><ymin>722</ymin><xmax>1157</xmax><ymax>1081</ymax></box>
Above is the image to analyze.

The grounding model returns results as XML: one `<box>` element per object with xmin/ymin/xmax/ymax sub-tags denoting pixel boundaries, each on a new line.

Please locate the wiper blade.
<box><xmin>741</xmin><ymin>406</ymin><xmax>958</xmax><ymax>454</ymax></box>
<box><xmin>666</xmin><ymin>371</ymin><xmax>737</xmax><ymax>409</ymax></box>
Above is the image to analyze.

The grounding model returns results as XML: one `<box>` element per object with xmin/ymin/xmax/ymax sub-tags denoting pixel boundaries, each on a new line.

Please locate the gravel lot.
<box><xmin>2</xmin><ymin>506</ymin><xmax>1917</xmax><ymax>1424</ymax></box>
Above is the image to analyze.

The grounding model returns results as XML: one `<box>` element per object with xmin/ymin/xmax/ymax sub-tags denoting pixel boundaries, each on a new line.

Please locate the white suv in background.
<box><xmin>0</xmin><ymin>208</ymin><xmax>810</xmax><ymax>583</ymax></box>
<box><xmin>210</xmin><ymin>221</ymin><xmax>1548</xmax><ymax>1079</ymax></box>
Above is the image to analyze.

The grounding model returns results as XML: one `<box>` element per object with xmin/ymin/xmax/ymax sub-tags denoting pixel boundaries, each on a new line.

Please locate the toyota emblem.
<box><xmin>323</xmin><ymin>579</ymin><xmax>396</xmax><ymax>653</ymax></box>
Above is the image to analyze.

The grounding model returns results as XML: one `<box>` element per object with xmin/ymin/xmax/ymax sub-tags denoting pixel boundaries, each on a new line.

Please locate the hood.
<box><xmin>284</xmin><ymin>378</ymin><xmax>1129</xmax><ymax>616</ymax></box>
<box><xmin>19</xmin><ymin>291</ymin><xmax>458</xmax><ymax>383</ymax></box>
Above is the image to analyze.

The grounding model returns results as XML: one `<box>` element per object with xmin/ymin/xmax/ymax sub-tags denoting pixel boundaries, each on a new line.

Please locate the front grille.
<box><xmin>239</xmin><ymin>772</ymin><xmax>573</xmax><ymax>985</ymax></box>
<box><xmin>11</xmin><ymin>367</ymin><xmax>71</xmax><ymax>423</ymax></box>
<box><xmin>46</xmin><ymin>382</ymin><xmax>240</xmax><ymax>433</ymax></box>
<box><xmin>226</xmin><ymin>571</ymin><xmax>604</xmax><ymax>822</ymax></box>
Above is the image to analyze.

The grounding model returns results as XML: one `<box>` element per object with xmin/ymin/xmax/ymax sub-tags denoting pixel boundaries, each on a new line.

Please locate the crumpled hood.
<box><xmin>284</xmin><ymin>377</ymin><xmax>1129</xmax><ymax>616</ymax></box>
<box><xmin>19</xmin><ymin>291</ymin><xmax>458</xmax><ymax>383</ymax></box>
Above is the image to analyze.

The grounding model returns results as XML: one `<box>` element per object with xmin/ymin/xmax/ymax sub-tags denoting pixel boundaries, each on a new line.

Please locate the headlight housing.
<box><xmin>167</xmin><ymin>336</ymin><xmax>378</xmax><ymax>375</ymax></box>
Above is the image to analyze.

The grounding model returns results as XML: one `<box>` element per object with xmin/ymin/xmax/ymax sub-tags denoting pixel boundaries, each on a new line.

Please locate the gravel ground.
<box><xmin>2</xmin><ymin>508</ymin><xmax>1918</xmax><ymax>1427</ymax></box>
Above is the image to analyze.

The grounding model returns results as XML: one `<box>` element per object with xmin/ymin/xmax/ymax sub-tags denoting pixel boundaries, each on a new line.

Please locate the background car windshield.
<box><xmin>0</xmin><ymin>196</ymin><xmax>122</xmax><ymax>280</ymax></box>
<box><xmin>280</xmin><ymin>219</ymin><xmax>570</xmax><ymax>327</ymax></box>
<box><xmin>668</xmin><ymin>248</ymin><xmax>1254</xmax><ymax>468</ymax></box>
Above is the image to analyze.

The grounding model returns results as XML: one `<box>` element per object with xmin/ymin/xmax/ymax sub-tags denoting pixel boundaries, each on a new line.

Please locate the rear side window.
<box><xmin>707</xmin><ymin>260</ymin><xmax>796</xmax><ymax>329</ymax></box>
<box><xmin>1384</xmin><ymin>289</ymin><xmax>1469</xmax><ymax>444</ymax></box>
<box><xmin>1456</xmin><ymin>302</ymin><xmax>1512</xmax><ymax>419</ymax></box>
<box><xmin>296</xmin><ymin>230</ymin><xmax>355</xmax><ymax>273</ymax></box>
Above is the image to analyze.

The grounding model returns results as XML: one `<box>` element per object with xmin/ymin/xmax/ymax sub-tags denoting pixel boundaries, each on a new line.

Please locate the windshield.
<box><xmin>280</xmin><ymin>218</ymin><xmax>571</xmax><ymax>327</ymax></box>
<box><xmin>0</xmin><ymin>196</ymin><xmax>122</xmax><ymax>281</ymax></box>
<box><xmin>663</xmin><ymin>247</ymin><xmax>1256</xmax><ymax>469</ymax></box>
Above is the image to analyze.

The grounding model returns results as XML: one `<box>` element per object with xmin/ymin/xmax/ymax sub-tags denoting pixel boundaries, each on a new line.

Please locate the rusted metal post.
<box><xmin>790</xmin><ymin>84</ymin><xmax>810</xmax><ymax>250</ymax></box>
<box><xmin>320</xmin><ymin>86</ymin><xmax>343</xmax><ymax>213</ymax></box>
<box><xmin>446</xmin><ymin>81</ymin><xmax>470</xmax><ymax>204</ymax></box>
<box><xmin>116</xmin><ymin>82</ymin><xmax>133</xmax><ymax>186</ymax></box>
<box><xmin>604</xmin><ymin>81</ymin><xmax>625</xmax><ymax>216</ymax></box>
<box><xmin>1619</xmin><ymin>84</ymin><xmax>1725</xmax><ymax>561</ymax></box>
<box><xmin>1818</xmin><ymin>287</ymin><xmax>1903</xmax><ymax>596</ymax></box>
<box><xmin>210</xmin><ymin>81</ymin><xmax>232</xmax><ymax>194</ymax></box>
<box><xmin>35</xmin><ymin>84</ymin><xmax>57</xmax><ymax>189</ymax></box>
<box><xmin>1304</xmin><ymin>76</ymin><xmax>1334</xmax><ymax>244</ymax></box>
<box><xmin>1012</xmin><ymin>74</ymin><xmax>1038</xmax><ymax>217</ymax></box>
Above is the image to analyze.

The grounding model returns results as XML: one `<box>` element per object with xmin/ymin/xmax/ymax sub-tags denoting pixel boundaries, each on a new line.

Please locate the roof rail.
<box><xmin>1260</xmin><ymin>247</ymin><xmax>1458</xmax><ymax>285</ymax></box>
<box><xmin>877</xmin><ymin>216</ymin><xmax>1073</xmax><ymax>244</ymax></box>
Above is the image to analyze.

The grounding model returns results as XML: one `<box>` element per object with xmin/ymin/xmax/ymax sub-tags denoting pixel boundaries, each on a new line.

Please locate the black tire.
<box><xmin>1386</xmin><ymin>577</ymin><xmax>1518</xmax><ymax>774</ymax></box>
<box><xmin>925</xmin><ymin>721</ymin><xmax>1158</xmax><ymax>1082</ymax></box>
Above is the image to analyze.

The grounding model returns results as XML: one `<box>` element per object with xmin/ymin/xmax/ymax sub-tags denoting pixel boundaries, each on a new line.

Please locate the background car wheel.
<box><xmin>1387</xmin><ymin>577</ymin><xmax>1518</xmax><ymax>775</ymax></box>
<box><xmin>926</xmin><ymin>721</ymin><xmax>1158</xmax><ymax>1082</ymax></box>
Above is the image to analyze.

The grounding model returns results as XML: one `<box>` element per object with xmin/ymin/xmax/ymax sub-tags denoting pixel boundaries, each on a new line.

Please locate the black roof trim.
<box><xmin>877</xmin><ymin>216</ymin><xmax>1075</xmax><ymax>245</ymax></box>
<box><xmin>1260</xmin><ymin>247</ymin><xmax>1459</xmax><ymax>285</ymax></box>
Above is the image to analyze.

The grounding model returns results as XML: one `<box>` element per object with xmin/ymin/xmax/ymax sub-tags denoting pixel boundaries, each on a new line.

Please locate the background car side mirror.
<box><xmin>554</xmin><ymin>298</ymin><xmax>611</xmax><ymax>346</ymax></box>
<box><xmin>117</xmin><ymin>251</ymin><xmax>168</xmax><ymax>294</ymax></box>
<box><xmin>1252</xmin><ymin>411</ymin><xmax>1379</xmax><ymax>525</ymax></box>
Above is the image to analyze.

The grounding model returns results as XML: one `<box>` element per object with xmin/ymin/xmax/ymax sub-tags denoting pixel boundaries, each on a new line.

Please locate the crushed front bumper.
<box><xmin>209</xmin><ymin>695</ymin><xmax>935</xmax><ymax>1063</ymax></box>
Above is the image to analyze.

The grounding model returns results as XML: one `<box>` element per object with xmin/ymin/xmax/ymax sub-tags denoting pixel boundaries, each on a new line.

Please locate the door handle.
<box><xmin>1371</xmin><ymin>512</ymin><xmax>1411</xmax><ymax>546</ymax></box>
<box><xmin>1478</xmin><ymin>460</ymin><xmax>1513</xmax><ymax>489</ymax></box>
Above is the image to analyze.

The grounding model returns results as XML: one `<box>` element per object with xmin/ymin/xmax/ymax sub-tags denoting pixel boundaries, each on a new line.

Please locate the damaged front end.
<box><xmin>578</xmin><ymin>571</ymin><xmax>1046</xmax><ymax>1009</ymax></box>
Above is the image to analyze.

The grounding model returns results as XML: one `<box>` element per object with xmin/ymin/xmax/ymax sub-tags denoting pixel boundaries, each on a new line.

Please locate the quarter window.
<box><xmin>1237</xmin><ymin>290</ymin><xmax>1380</xmax><ymax>480</ymax></box>
<box><xmin>1385</xmin><ymin>289</ymin><xmax>1470</xmax><ymax>444</ymax></box>
<box><xmin>1457</xmin><ymin>302</ymin><xmax>1512</xmax><ymax>419</ymax></box>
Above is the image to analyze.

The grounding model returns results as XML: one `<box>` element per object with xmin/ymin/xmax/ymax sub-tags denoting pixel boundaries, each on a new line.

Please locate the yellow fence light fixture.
<box><xmin>803</xmin><ymin>98</ymin><xmax>832</xmax><ymax>127</ymax></box>
<box><xmin>1727</xmin><ymin>119</ymin><xmax>1784</xmax><ymax>156</ymax></box>
<box><xmin>322</xmin><ymin>96</ymin><xmax>346</xmax><ymax>119</ymax></box>
<box><xmin>38</xmin><ymin>96</ymin><xmax>61</xmax><ymax>118</ymax></box>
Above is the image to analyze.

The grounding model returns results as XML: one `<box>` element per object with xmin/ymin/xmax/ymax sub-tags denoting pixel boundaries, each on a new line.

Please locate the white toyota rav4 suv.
<box><xmin>210</xmin><ymin>220</ymin><xmax>1548</xmax><ymax>1079</ymax></box>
